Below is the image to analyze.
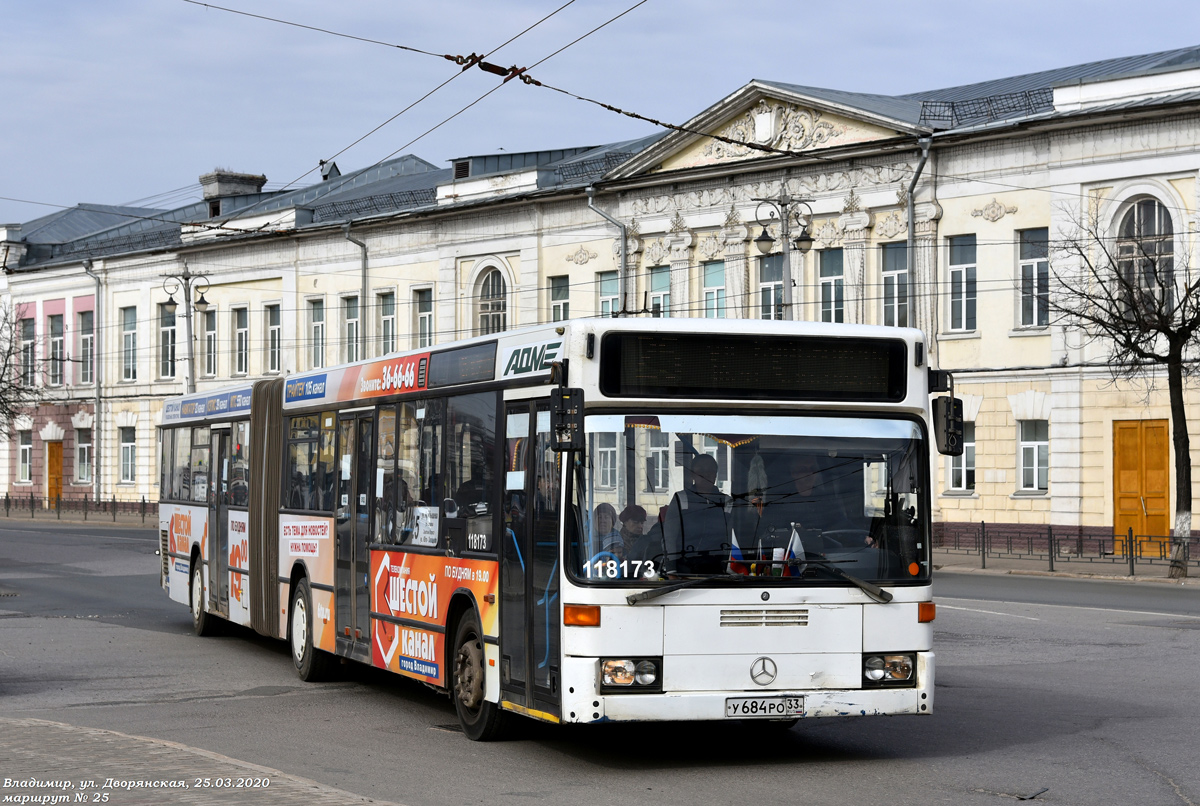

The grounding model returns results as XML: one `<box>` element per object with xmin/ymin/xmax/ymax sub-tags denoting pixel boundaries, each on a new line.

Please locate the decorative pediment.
<box><xmin>39</xmin><ymin>421</ymin><xmax>65</xmax><ymax>442</ymax></box>
<box><xmin>654</xmin><ymin>97</ymin><xmax>907</xmax><ymax>174</ymax></box>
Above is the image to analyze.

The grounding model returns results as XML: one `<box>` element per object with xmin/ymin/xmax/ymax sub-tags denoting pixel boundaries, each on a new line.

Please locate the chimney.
<box><xmin>1</xmin><ymin>224</ymin><xmax>25</xmax><ymax>271</ymax></box>
<box><xmin>199</xmin><ymin>170</ymin><xmax>268</xmax><ymax>200</ymax></box>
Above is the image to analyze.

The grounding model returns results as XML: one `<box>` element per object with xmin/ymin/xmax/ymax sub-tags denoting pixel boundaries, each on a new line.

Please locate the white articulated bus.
<box><xmin>159</xmin><ymin>318</ymin><xmax>960</xmax><ymax>740</ymax></box>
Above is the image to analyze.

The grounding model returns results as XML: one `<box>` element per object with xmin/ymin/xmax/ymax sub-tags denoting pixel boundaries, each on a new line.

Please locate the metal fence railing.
<box><xmin>2</xmin><ymin>493</ymin><xmax>152</xmax><ymax>524</ymax></box>
<box><xmin>934</xmin><ymin>522</ymin><xmax>1198</xmax><ymax>575</ymax></box>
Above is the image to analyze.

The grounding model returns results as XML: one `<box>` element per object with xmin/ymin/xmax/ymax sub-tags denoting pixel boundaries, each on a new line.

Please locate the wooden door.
<box><xmin>47</xmin><ymin>442</ymin><xmax>63</xmax><ymax>503</ymax></box>
<box><xmin>1113</xmin><ymin>420</ymin><xmax>1169</xmax><ymax>546</ymax></box>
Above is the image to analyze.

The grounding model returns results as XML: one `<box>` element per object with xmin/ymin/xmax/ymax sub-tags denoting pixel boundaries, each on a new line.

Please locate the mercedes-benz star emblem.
<box><xmin>750</xmin><ymin>656</ymin><xmax>777</xmax><ymax>686</ymax></box>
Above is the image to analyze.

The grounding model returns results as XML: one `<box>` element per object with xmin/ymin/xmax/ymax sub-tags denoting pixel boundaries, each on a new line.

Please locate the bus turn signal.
<box><xmin>564</xmin><ymin>604</ymin><xmax>601</xmax><ymax>627</ymax></box>
<box><xmin>918</xmin><ymin>602</ymin><xmax>936</xmax><ymax>623</ymax></box>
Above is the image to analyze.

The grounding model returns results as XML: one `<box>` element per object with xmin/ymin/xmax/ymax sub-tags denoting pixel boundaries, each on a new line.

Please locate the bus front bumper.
<box><xmin>559</xmin><ymin>651</ymin><xmax>934</xmax><ymax>724</ymax></box>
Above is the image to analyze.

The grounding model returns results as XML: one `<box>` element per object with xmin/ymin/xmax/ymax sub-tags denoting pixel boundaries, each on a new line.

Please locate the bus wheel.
<box><xmin>189</xmin><ymin>562</ymin><xmax>216</xmax><ymax>636</ymax></box>
<box><xmin>452</xmin><ymin>613</ymin><xmax>506</xmax><ymax>741</ymax></box>
<box><xmin>290</xmin><ymin>578</ymin><xmax>333</xmax><ymax>682</ymax></box>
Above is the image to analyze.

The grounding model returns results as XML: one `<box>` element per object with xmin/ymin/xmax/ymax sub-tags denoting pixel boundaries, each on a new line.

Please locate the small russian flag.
<box><xmin>782</xmin><ymin>526</ymin><xmax>806</xmax><ymax>577</ymax></box>
<box><xmin>727</xmin><ymin>531</ymin><xmax>749</xmax><ymax>575</ymax></box>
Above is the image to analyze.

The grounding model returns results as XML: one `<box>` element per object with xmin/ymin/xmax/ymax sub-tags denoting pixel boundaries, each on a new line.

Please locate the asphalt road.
<box><xmin>2</xmin><ymin>519</ymin><xmax>1199</xmax><ymax>806</ymax></box>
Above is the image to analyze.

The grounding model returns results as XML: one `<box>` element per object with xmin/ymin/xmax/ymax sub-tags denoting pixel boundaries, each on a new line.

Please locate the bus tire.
<box><xmin>290</xmin><ymin>577</ymin><xmax>333</xmax><ymax>682</ymax></box>
<box><xmin>451</xmin><ymin>612</ymin><xmax>506</xmax><ymax>741</ymax></box>
<box><xmin>189</xmin><ymin>561</ymin><xmax>217</xmax><ymax>636</ymax></box>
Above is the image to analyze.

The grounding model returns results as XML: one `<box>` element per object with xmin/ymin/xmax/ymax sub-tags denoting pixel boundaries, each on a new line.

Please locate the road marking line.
<box><xmin>939</xmin><ymin>604</ymin><xmax>1040</xmax><ymax>620</ymax></box>
<box><xmin>940</xmin><ymin>597</ymin><xmax>1200</xmax><ymax>620</ymax></box>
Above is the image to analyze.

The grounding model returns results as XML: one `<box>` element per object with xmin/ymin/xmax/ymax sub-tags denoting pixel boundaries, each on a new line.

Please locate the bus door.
<box><xmin>500</xmin><ymin>402</ymin><xmax>561</xmax><ymax>718</ymax></box>
<box><xmin>208</xmin><ymin>427</ymin><xmax>231</xmax><ymax>617</ymax></box>
<box><xmin>336</xmin><ymin>412</ymin><xmax>374</xmax><ymax>662</ymax></box>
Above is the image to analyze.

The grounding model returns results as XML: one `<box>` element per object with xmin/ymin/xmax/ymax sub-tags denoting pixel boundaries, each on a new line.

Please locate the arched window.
<box><xmin>477</xmin><ymin>269</ymin><xmax>507</xmax><ymax>335</ymax></box>
<box><xmin>1117</xmin><ymin>198</ymin><xmax>1174</xmax><ymax>310</ymax></box>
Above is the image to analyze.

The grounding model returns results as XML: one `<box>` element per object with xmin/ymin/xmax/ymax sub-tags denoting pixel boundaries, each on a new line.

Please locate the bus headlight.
<box><xmin>600</xmin><ymin>657</ymin><xmax>663</xmax><ymax>693</ymax></box>
<box><xmin>863</xmin><ymin>654</ymin><xmax>916</xmax><ymax>687</ymax></box>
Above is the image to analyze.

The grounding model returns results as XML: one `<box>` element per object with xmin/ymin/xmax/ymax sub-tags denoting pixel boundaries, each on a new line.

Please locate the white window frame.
<box><xmin>121</xmin><ymin>307</ymin><xmax>137</xmax><ymax>382</ymax></box>
<box><xmin>378</xmin><ymin>292</ymin><xmax>396</xmax><ymax>355</ymax></box>
<box><xmin>649</xmin><ymin>266</ymin><xmax>670</xmax><ymax>318</ymax></box>
<box><xmin>18</xmin><ymin>431</ymin><xmax>32</xmax><ymax>483</ymax></box>
<box><xmin>20</xmin><ymin>317</ymin><xmax>35</xmax><ymax>386</ymax></box>
<box><xmin>1019</xmin><ymin>228</ymin><xmax>1050</xmax><ymax>327</ymax></box>
<box><xmin>48</xmin><ymin>314</ymin><xmax>64</xmax><ymax>386</ymax></box>
<box><xmin>881</xmin><ymin>243</ymin><xmax>909</xmax><ymax>328</ymax></box>
<box><xmin>948</xmin><ymin>235</ymin><xmax>977</xmax><ymax>332</ymax></box>
<box><xmin>309</xmin><ymin>299</ymin><xmax>325</xmax><ymax>369</ymax></box>
<box><xmin>78</xmin><ymin>311</ymin><xmax>94</xmax><ymax>385</ymax></box>
<box><xmin>265</xmin><ymin>304</ymin><xmax>281</xmax><ymax>373</ymax></box>
<box><xmin>819</xmin><ymin>249</ymin><xmax>844</xmax><ymax>323</ymax></box>
<box><xmin>76</xmin><ymin>429</ymin><xmax>92</xmax><ymax>483</ymax></box>
<box><xmin>477</xmin><ymin>270</ymin><xmax>507</xmax><ymax>336</ymax></box>
<box><xmin>159</xmin><ymin>304</ymin><xmax>176</xmax><ymax>379</ymax></box>
<box><xmin>596</xmin><ymin>432</ymin><xmax>618</xmax><ymax>490</ymax></box>
<box><xmin>120</xmin><ymin>427</ymin><xmax>136</xmax><ymax>483</ymax></box>
<box><xmin>550</xmin><ymin>275</ymin><xmax>569</xmax><ymax>322</ymax></box>
<box><xmin>648</xmin><ymin>429</ymin><xmax>671</xmax><ymax>491</ymax></box>
<box><xmin>702</xmin><ymin>261</ymin><xmax>726</xmax><ymax>319</ymax></box>
<box><xmin>203</xmin><ymin>310</ymin><xmax>217</xmax><ymax>377</ymax></box>
<box><xmin>414</xmin><ymin>288</ymin><xmax>433</xmax><ymax>349</ymax></box>
<box><xmin>948</xmin><ymin>422</ymin><xmax>975</xmax><ymax>491</ymax></box>
<box><xmin>759</xmin><ymin>254</ymin><xmax>784</xmax><ymax>321</ymax></box>
<box><xmin>343</xmin><ymin>296</ymin><xmax>360</xmax><ymax>364</ymax></box>
<box><xmin>233</xmin><ymin>307</ymin><xmax>249</xmax><ymax>375</ymax></box>
<box><xmin>597</xmin><ymin>271</ymin><xmax>619</xmax><ymax>318</ymax></box>
<box><xmin>1019</xmin><ymin>420</ymin><xmax>1049</xmax><ymax>492</ymax></box>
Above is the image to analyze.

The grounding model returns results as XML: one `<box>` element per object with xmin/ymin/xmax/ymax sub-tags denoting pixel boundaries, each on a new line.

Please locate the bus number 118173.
<box><xmin>582</xmin><ymin>559</ymin><xmax>656</xmax><ymax>579</ymax></box>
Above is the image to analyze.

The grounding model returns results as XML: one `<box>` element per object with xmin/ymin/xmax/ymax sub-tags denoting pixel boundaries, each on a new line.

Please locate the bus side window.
<box><xmin>319</xmin><ymin>412</ymin><xmax>336</xmax><ymax>511</ymax></box>
<box><xmin>396</xmin><ymin>402</ymin><xmax>420</xmax><ymax>544</ymax></box>
<box><xmin>160</xmin><ymin>428</ymin><xmax>174</xmax><ymax>501</ymax></box>
<box><xmin>230</xmin><ymin>421</ymin><xmax>250</xmax><ymax>507</ymax></box>
<box><xmin>173</xmin><ymin>427</ymin><xmax>192</xmax><ymax>502</ymax></box>
<box><xmin>285</xmin><ymin>415</ymin><xmax>319</xmax><ymax>510</ymax></box>
<box><xmin>447</xmin><ymin>392</ymin><xmax>497</xmax><ymax>553</ymax></box>
<box><xmin>376</xmin><ymin>405</ymin><xmax>397</xmax><ymax>543</ymax></box>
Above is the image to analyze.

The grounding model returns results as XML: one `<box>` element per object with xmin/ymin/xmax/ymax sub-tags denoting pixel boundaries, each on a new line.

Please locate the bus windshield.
<box><xmin>570</xmin><ymin>414</ymin><xmax>929</xmax><ymax>586</ymax></box>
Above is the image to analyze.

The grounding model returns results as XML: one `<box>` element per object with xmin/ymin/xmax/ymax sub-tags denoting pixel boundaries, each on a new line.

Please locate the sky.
<box><xmin>3</xmin><ymin>0</ymin><xmax>1200</xmax><ymax>225</ymax></box>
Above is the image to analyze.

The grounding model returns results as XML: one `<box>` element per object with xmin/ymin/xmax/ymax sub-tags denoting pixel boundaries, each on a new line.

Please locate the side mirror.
<box><xmin>933</xmin><ymin>396</ymin><xmax>964</xmax><ymax>456</ymax></box>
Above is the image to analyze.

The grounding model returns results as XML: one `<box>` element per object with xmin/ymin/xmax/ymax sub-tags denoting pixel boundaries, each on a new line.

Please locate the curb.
<box><xmin>935</xmin><ymin>565</ymin><xmax>1200</xmax><ymax>586</ymax></box>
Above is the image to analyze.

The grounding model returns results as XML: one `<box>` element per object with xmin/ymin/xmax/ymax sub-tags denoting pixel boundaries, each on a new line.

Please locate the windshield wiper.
<box><xmin>627</xmin><ymin>574</ymin><xmax>750</xmax><ymax>605</ymax></box>
<box><xmin>799</xmin><ymin>558</ymin><xmax>893</xmax><ymax>603</ymax></box>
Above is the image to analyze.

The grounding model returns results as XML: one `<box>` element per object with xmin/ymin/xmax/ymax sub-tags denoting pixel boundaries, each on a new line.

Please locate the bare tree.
<box><xmin>1051</xmin><ymin>199</ymin><xmax>1195</xmax><ymax>578</ymax></box>
<box><xmin>0</xmin><ymin>301</ymin><xmax>41</xmax><ymax>437</ymax></box>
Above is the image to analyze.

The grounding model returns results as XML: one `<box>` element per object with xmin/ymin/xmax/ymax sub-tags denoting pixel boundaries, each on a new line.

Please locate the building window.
<box><xmin>18</xmin><ymin>431</ymin><xmax>32</xmax><ymax>483</ymax></box>
<box><xmin>158</xmin><ymin>304</ymin><xmax>176</xmax><ymax>379</ymax></box>
<box><xmin>233</xmin><ymin>307</ymin><xmax>249</xmax><ymax>375</ymax></box>
<box><xmin>202</xmin><ymin>310</ymin><xmax>217</xmax><ymax>376</ymax></box>
<box><xmin>76</xmin><ymin>429</ymin><xmax>92</xmax><ymax>483</ymax></box>
<box><xmin>759</xmin><ymin>254</ymin><xmax>784</xmax><ymax>320</ymax></box>
<box><xmin>649</xmin><ymin>266</ymin><xmax>670</xmax><ymax>318</ymax></box>
<box><xmin>309</xmin><ymin>300</ymin><xmax>325</xmax><ymax>369</ymax></box>
<box><xmin>1117</xmin><ymin>198</ymin><xmax>1174</xmax><ymax>311</ymax></box>
<box><xmin>550</xmin><ymin>275</ymin><xmax>570</xmax><ymax>322</ymax></box>
<box><xmin>378</xmin><ymin>293</ymin><xmax>396</xmax><ymax>355</ymax></box>
<box><xmin>596</xmin><ymin>432</ymin><xmax>617</xmax><ymax>489</ymax></box>
<box><xmin>19</xmin><ymin>317</ymin><xmax>35</xmax><ymax>386</ymax></box>
<box><xmin>343</xmin><ymin>297</ymin><xmax>359</xmax><ymax>364</ymax></box>
<box><xmin>47</xmin><ymin>314</ymin><xmax>64</xmax><ymax>386</ymax></box>
<box><xmin>703</xmin><ymin>261</ymin><xmax>726</xmax><ymax>319</ymax></box>
<box><xmin>948</xmin><ymin>235</ymin><xmax>977</xmax><ymax>331</ymax></box>
<box><xmin>78</xmin><ymin>311</ymin><xmax>94</xmax><ymax>385</ymax></box>
<box><xmin>819</xmin><ymin>249</ymin><xmax>844</xmax><ymax>323</ymax></box>
<box><xmin>121</xmin><ymin>307</ymin><xmax>137</xmax><ymax>381</ymax></box>
<box><xmin>1019</xmin><ymin>420</ymin><xmax>1048</xmax><ymax>492</ymax></box>
<box><xmin>1019</xmin><ymin>228</ymin><xmax>1049</xmax><ymax>327</ymax></box>
<box><xmin>948</xmin><ymin>422</ymin><xmax>975</xmax><ymax>491</ymax></box>
<box><xmin>597</xmin><ymin>271</ymin><xmax>619</xmax><ymax>318</ymax></box>
<box><xmin>120</xmin><ymin>427</ymin><xmax>137</xmax><ymax>483</ymax></box>
<box><xmin>647</xmin><ymin>429</ymin><xmax>670</xmax><ymax>491</ymax></box>
<box><xmin>414</xmin><ymin>289</ymin><xmax>433</xmax><ymax>348</ymax></box>
<box><xmin>266</xmin><ymin>305</ymin><xmax>281</xmax><ymax>372</ymax></box>
<box><xmin>478</xmin><ymin>269</ymin><xmax>507</xmax><ymax>336</ymax></box>
<box><xmin>882</xmin><ymin>242</ymin><xmax>908</xmax><ymax>327</ymax></box>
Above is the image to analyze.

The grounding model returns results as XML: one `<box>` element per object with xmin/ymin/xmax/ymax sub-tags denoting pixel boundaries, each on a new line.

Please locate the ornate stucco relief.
<box><xmin>972</xmin><ymin>198</ymin><xmax>1018</xmax><ymax>222</ymax></box>
<box><xmin>814</xmin><ymin>218</ymin><xmax>844</xmax><ymax>247</ymax></box>
<box><xmin>697</xmin><ymin>232</ymin><xmax>724</xmax><ymax>261</ymax></box>
<box><xmin>701</xmin><ymin>100</ymin><xmax>845</xmax><ymax>161</ymax></box>
<box><xmin>876</xmin><ymin>211</ymin><xmax>907</xmax><ymax>239</ymax></box>
<box><xmin>644</xmin><ymin>238</ymin><xmax>670</xmax><ymax>265</ymax></box>
<box><xmin>565</xmin><ymin>246</ymin><xmax>599</xmax><ymax>265</ymax></box>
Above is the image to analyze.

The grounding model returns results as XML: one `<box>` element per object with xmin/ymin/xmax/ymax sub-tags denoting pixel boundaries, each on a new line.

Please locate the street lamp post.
<box><xmin>161</xmin><ymin>263</ymin><xmax>210</xmax><ymax>394</ymax></box>
<box><xmin>752</xmin><ymin>194</ymin><xmax>814</xmax><ymax>321</ymax></box>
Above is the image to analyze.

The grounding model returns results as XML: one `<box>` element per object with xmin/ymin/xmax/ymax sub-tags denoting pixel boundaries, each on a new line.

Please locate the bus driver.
<box><xmin>662</xmin><ymin>454</ymin><xmax>733</xmax><ymax>574</ymax></box>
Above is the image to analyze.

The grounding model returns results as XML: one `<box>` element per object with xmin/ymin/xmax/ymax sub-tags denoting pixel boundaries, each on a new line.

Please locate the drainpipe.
<box><xmin>906</xmin><ymin>136</ymin><xmax>933</xmax><ymax>353</ymax></box>
<box><xmin>586</xmin><ymin>186</ymin><xmax>626</xmax><ymax>316</ymax></box>
<box><xmin>343</xmin><ymin>225</ymin><xmax>368</xmax><ymax>359</ymax></box>
<box><xmin>82</xmin><ymin>259</ymin><xmax>102</xmax><ymax>503</ymax></box>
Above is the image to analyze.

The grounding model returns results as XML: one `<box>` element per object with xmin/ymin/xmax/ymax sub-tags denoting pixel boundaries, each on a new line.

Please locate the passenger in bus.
<box><xmin>757</xmin><ymin>454</ymin><xmax>867</xmax><ymax>558</ymax></box>
<box><xmin>662</xmin><ymin>454</ymin><xmax>733</xmax><ymax>574</ymax></box>
<box><xmin>453</xmin><ymin>455</ymin><xmax>489</xmax><ymax>517</ymax></box>
<box><xmin>592</xmin><ymin>503</ymin><xmax>620</xmax><ymax>556</ymax></box>
<box><xmin>615</xmin><ymin>505</ymin><xmax>648</xmax><ymax>560</ymax></box>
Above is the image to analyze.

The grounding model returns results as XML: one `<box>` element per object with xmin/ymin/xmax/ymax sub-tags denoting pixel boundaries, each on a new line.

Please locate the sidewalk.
<box><xmin>933</xmin><ymin>548</ymin><xmax>1200</xmax><ymax>587</ymax></box>
<box><xmin>0</xmin><ymin>717</ymin><xmax>403</xmax><ymax>805</ymax></box>
<box><xmin>0</xmin><ymin>510</ymin><xmax>155</xmax><ymax>529</ymax></box>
